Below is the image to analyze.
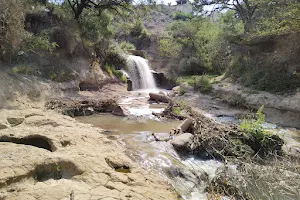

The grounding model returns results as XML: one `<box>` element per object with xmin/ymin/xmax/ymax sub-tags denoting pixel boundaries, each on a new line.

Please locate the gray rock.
<box><xmin>152</xmin><ymin>71</ymin><xmax>176</xmax><ymax>90</ymax></box>
<box><xmin>178</xmin><ymin>118</ymin><xmax>193</xmax><ymax>133</ymax></box>
<box><xmin>171</xmin><ymin>133</ymin><xmax>193</xmax><ymax>150</ymax></box>
<box><xmin>112</xmin><ymin>106</ymin><xmax>130</xmax><ymax>117</ymax></box>
<box><xmin>7</xmin><ymin>117</ymin><xmax>24</xmax><ymax>126</ymax></box>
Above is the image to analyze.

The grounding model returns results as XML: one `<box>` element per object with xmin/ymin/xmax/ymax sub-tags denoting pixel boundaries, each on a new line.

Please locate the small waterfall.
<box><xmin>126</xmin><ymin>55</ymin><xmax>156</xmax><ymax>90</ymax></box>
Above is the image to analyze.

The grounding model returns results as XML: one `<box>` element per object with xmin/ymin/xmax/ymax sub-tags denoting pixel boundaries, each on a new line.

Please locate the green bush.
<box><xmin>179</xmin><ymin>86</ymin><xmax>186</xmax><ymax>96</ymax></box>
<box><xmin>227</xmin><ymin>54</ymin><xmax>300</xmax><ymax>93</ymax></box>
<box><xmin>173</xmin><ymin>101</ymin><xmax>186</xmax><ymax>115</ymax></box>
<box><xmin>158</xmin><ymin>37</ymin><xmax>182</xmax><ymax>57</ymax></box>
<box><xmin>180</xmin><ymin>75</ymin><xmax>213</xmax><ymax>93</ymax></box>
<box><xmin>105</xmin><ymin>64</ymin><xmax>114</xmax><ymax>77</ymax></box>
<box><xmin>178</xmin><ymin>57</ymin><xmax>205</xmax><ymax>75</ymax></box>
<box><xmin>22</xmin><ymin>33</ymin><xmax>58</xmax><ymax>56</ymax></box>
<box><xmin>173</xmin><ymin>11</ymin><xmax>193</xmax><ymax>21</ymax></box>
<box><xmin>104</xmin><ymin>64</ymin><xmax>127</xmax><ymax>83</ymax></box>
<box><xmin>119</xmin><ymin>41</ymin><xmax>136</xmax><ymax>52</ymax></box>
<box><xmin>240</xmin><ymin>106</ymin><xmax>283</xmax><ymax>155</ymax></box>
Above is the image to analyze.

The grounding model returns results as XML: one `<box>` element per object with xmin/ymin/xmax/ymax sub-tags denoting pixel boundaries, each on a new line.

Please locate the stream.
<box><xmin>76</xmin><ymin>89</ymin><xmax>300</xmax><ymax>200</ymax></box>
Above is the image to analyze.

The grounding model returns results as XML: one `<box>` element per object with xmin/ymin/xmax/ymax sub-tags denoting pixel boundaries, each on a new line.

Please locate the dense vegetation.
<box><xmin>159</xmin><ymin>0</ymin><xmax>300</xmax><ymax>93</ymax></box>
<box><xmin>0</xmin><ymin>0</ymin><xmax>299</xmax><ymax>92</ymax></box>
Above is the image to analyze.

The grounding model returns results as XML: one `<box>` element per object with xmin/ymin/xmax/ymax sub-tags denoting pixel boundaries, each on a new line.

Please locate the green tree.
<box><xmin>66</xmin><ymin>0</ymin><xmax>132</xmax><ymax>19</ymax></box>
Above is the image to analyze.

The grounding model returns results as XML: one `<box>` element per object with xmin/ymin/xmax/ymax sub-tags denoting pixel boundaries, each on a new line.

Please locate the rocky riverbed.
<box><xmin>0</xmin><ymin>107</ymin><xmax>178</xmax><ymax>200</ymax></box>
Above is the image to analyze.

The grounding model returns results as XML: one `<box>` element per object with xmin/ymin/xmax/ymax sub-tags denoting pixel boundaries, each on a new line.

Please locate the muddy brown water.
<box><xmin>76</xmin><ymin>114</ymin><xmax>181</xmax><ymax>134</ymax></box>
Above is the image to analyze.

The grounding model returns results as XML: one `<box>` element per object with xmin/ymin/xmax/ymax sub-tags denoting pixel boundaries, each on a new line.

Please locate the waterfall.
<box><xmin>125</xmin><ymin>55</ymin><xmax>156</xmax><ymax>90</ymax></box>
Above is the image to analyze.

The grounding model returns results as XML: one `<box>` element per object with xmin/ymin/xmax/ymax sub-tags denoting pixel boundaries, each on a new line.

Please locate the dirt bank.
<box><xmin>213</xmin><ymin>80</ymin><xmax>300</xmax><ymax>128</ymax></box>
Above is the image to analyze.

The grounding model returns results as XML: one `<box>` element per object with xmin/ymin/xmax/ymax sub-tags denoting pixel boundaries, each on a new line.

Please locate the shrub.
<box><xmin>179</xmin><ymin>86</ymin><xmax>186</xmax><ymax>96</ymax></box>
<box><xmin>105</xmin><ymin>64</ymin><xmax>113</xmax><ymax>77</ymax></box>
<box><xmin>159</xmin><ymin>37</ymin><xmax>182</xmax><ymax>57</ymax></box>
<box><xmin>173</xmin><ymin>101</ymin><xmax>186</xmax><ymax>115</ymax></box>
<box><xmin>178</xmin><ymin>57</ymin><xmax>205</xmax><ymax>75</ymax></box>
<box><xmin>240</xmin><ymin>106</ymin><xmax>284</xmax><ymax>155</ymax></box>
<box><xmin>104</xmin><ymin>64</ymin><xmax>127</xmax><ymax>83</ymax></box>
<box><xmin>119</xmin><ymin>41</ymin><xmax>136</xmax><ymax>52</ymax></box>
<box><xmin>22</xmin><ymin>33</ymin><xmax>58</xmax><ymax>56</ymax></box>
<box><xmin>194</xmin><ymin>75</ymin><xmax>212</xmax><ymax>93</ymax></box>
<box><xmin>173</xmin><ymin>11</ymin><xmax>193</xmax><ymax>21</ymax></box>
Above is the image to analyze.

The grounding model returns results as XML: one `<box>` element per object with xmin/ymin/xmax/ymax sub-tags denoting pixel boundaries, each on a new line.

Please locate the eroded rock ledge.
<box><xmin>0</xmin><ymin>109</ymin><xmax>178</xmax><ymax>200</ymax></box>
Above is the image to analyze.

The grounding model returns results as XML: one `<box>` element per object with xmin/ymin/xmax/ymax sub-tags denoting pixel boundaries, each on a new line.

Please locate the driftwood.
<box><xmin>149</xmin><ymin>93</ymin><xmax>170</xmax><ymax>103</ymax></box>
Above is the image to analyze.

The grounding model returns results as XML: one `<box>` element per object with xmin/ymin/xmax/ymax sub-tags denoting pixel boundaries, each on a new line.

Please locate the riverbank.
<box><xmin>0</xmin><ymin>105</ymin><xmax>178</xmax><ymax>200</ymax></box>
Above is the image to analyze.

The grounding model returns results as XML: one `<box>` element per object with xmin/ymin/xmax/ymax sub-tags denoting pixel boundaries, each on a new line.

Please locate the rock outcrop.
<box><xmin>0</xmin><ymin>109</ymin><xmax>178</xmax><ymax>200</ymax></box>
<box><xmin>152</xmin><ymin>71</ymin><xmax>176</xmax><ymax>90</ymax></box>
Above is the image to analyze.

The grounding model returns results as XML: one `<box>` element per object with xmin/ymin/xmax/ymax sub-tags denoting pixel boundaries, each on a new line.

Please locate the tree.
<box><xmin>194</xmin><ymin>0</ymin><xmax>258</xmax><ymax>32</ymax></box>
<box><xmin>66</xmin><ymin>0</ymin><xmax>132</xmax><ymax>19</ymax></box>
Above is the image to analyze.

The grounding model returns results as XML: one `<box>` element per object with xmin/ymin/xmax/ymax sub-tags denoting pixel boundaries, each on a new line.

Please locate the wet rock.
<box><xmin>171</xmin><ymin>133</ymin><xmax>193</xmax><ymax>150</ymax></box>
<box><xmin>7</xmin><ymin>117</ymin><xmax>24</xmax><ymax>126</ymax></box>
<box><xmin>207</xmin><ymin>165</ymin><xmax>247</xmax><ymax>200</ymax></box>
<box><xmin>127</xmin><ymin>79</ymin><xmax>133</xmax><ymax>91</ymax></box>
<box><xmin>0</xmin><ymin>123</ymin><xmax>8</xmax><ymax>130</ymax></box>
<box><xmin>149</xmin><ymin>92</ymin><xmax>171</xmax><ymax>103</ymax></box>
<box><xmin>152</xmin><ymin>71</ymin><xmax>176</xmax><ymax>90</ymax></box>
<box><xmin>112</xmin><ymin>106</ymin><xmax>130</xmax><ymax>117</ymax></box>
<box><xmin>178</xmin><ymin>118</ymin><xmax>193</xmax><ymax>133</ymax></box>
<box><xmin>83</xmin><ymin>107</ymin><xmax>94</xmax><ymax>116</ymax></box>
<box><xmin>167</xmin><ymin>165</ymin><xmax>208</xmax><ymax>196</ymax></box>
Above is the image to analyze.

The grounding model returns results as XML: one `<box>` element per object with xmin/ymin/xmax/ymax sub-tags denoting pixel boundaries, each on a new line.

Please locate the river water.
<box><xmin>76</xmin><ymin>90</ymin><xmax>300</xmax><ymax>200</ymax></box>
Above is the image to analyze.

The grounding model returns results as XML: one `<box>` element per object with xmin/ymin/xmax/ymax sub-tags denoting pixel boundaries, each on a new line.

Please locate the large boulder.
<box><xmin>171</xmin><ymin>133</ymin><xmax>193</xmax><ymax>150</ymax></box>
<box><xmin>152</xmin><ymin>71</ymin><xmax>176</xmax><ymax>90</ymax></box>
<box><xmin>149</xmin><ymin>92</ymin><xmax>171</xmax><ymax>103</ymax></box>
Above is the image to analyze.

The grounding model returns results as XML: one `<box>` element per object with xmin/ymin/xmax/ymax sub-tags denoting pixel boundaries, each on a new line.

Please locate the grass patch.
<box><xmin>172</xmin><ymin>101</ymin><xmax>186</xmax><ymax>115</ymax></box>
<box><xmin>105</xmin><ymin>64</ymin><xmax>127</xmax><ymax>83</ymax></box>
<box><xmin>177</xmin><ymin>75</ymin><xmax>213</xmax><ymax>93</ymax></box>
<box><xmin>10</xmin><ymin>65</ymin><xmax>37</xmax><ymax>75</ymax></box>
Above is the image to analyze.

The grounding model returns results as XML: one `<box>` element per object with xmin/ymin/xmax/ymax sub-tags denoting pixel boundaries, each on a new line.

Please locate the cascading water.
<box><xmin>126</xmin><ymin>55</ymin><xmax>156</xmax><ymax>90</ymax></box>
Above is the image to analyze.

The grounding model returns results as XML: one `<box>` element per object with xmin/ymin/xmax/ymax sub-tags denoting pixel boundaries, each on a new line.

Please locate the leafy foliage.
<box><xmin>22</xmin><ymin>34</ymin><xmax>58</xmax><ymax>55</ymax></box>
<box><xmin>173</xmin><ymin>11</ymin><xmax>193</xmax><ymax>21</ymax></box>
<box><xmin>240</xmin><ymin>105</ymin><xmax>284</xmax><ymax>155</ymax></box>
